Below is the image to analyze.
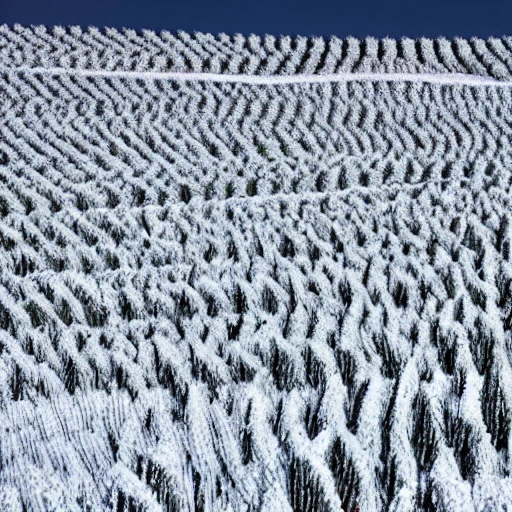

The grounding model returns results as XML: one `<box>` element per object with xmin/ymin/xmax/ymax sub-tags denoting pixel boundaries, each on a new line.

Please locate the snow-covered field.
<box><xmin>1</xmin><ymin>25</ymin><xmax>512</xmax><ymax>511</ymax></box>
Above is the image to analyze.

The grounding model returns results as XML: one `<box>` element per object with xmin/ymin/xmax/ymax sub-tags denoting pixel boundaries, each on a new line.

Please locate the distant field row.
<box><xmin>3</xmin><ymin>24</ymin><xmax>512</xmax><ymax>79</ymax></box>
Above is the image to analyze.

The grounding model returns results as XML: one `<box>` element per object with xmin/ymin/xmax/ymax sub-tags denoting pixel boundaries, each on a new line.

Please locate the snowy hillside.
<box><xmin>1</xmin><ymin>24</ymin><xmax>512</xmax><ymax>512</ymax></box>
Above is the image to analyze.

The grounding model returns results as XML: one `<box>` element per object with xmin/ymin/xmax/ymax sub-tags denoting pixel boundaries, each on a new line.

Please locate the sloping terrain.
<box><xmin>1</xmin><ymin>26</ymin><xmax>512</xmax><ymax>512</ymax></box>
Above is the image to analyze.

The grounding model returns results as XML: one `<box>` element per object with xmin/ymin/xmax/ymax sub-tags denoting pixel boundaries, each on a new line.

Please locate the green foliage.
<box><xmin>24</xmin><ymin>301</ymin><xmax>46</xmax><ymax>328</ymax></box>
<box><xmin>225</xmin><ymin>182</ymin><xmax>235</xmax><ymax>199</ymax></box>
<box><xmin>246</xmin><ymin>179</ymin><xmax>258</xmax><ymax>197</ymax></box>
<box><xmin>0</xmin><ymin>196</ymin><xmax>9</xmax><ymax>218</ymax></box>
<box><xmin>204</xmin><ymin>182</ymin><xmax>215</xmax><ymax>200</ymax></box>
<box><xmin>256</xmin><ymin>143</ymin><xmax>267</xmax><ymax>157</ymax></box>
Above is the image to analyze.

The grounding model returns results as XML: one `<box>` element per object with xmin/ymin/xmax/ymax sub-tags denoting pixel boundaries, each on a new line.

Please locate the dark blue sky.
<box><xmin>1</xmin><ymin>0</ymin><xmax>510</xmax><ymax>39</ymax></box>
